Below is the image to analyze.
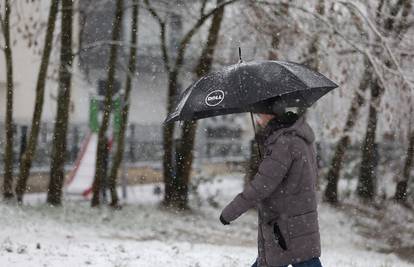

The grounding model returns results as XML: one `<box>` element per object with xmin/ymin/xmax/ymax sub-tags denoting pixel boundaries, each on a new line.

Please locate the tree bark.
<box><xmin>162</xmin><ymin>71</ymin><xmax>179</xmax><ymax>207</ymax></box>
<box><xmin>15</xmin><ymin>0</ymin><xmax>60</xmax><ymax>203</ymax></box>
<box><xmin>2</xmin><ymin>0</ymin><xmax>15</xmax><ymax>200</ymax></box>
<box><xmin>357</xmin><ymin>78</ymin><xmax>381</xmax><ymax>200</ymax></box>
<box><xmin>394</xmin><ymin>127</ymin><xmax>414</xmax><ymax>202</ymax></box>
<box><xmin>323</xmin><ymin>58</ymin><xmax>371</xmax><ymax>203</ymax></box>
<box><xmin>91</xmin><ymin>0</ymin><xmax>124</xmax><ymax>207</ymax></box>
<box><xmin>171</xmin><ymin>0</ymin><xmax>226</xmax><ymax>209</ymax></box>
<box><xmin>46</xmin><ymin>0</ymin><xmax>74</xmax><ymax>206</ymax></box>
<box><xmin>107</xmin><ymin>0</ymin><xmax>139</xmax><ymax>208</ymax></box>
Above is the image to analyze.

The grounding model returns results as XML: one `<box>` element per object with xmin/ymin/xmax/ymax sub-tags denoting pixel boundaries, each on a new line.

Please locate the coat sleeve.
<box><xmin>221</xmin><ymin>136</ymin><xmax>293</xmax><ymax>223</ymax></box>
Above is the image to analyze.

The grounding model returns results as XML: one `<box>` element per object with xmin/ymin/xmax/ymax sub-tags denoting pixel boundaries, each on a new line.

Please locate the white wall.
<box><xmin>0</xmin><ymin>0</ymin><xmax>92</xmax><ymax>125</ymax></box>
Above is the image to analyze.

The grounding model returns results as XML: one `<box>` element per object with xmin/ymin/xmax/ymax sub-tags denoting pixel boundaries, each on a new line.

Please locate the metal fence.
<box><xmin>0</xmin><ymin>121</ymin><xmax>406</xmax><ymax>174</ymax></box>
<box><xmin>0</xmin><ymin>123</ymin><xmax>90</xmax><ymax>172</ymax></box>
<box><xmin>0</xmin><ymin>122</ymin><xmax>251</xmax><ymax>172</ymax></box>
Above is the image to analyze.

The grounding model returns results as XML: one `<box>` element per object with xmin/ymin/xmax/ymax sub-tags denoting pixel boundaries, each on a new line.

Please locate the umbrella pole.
<box><xmin>249</xmin><ymin>112</ymin><xmax>262</xmax><ymax>160</ymax></box>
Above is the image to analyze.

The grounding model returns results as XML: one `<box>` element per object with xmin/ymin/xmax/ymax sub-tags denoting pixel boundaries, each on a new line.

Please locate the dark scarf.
<box><xmin>255</xmin><ymin>112</ymin><xmax>299</xmax><ymax>146</ymax></box>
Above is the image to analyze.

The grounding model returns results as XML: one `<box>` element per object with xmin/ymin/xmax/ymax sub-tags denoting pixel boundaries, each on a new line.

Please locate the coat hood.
<box><xmin>264</xmin><ymin>115</ymin><xmax>315</xmax><ymax>145</ymax></box>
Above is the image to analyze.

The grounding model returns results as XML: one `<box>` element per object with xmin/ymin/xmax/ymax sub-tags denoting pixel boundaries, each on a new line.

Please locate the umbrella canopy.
<box><xmin>164</xmin><ymin>60</ymin><xmax>338</xmax><ymax>124</ymax></box>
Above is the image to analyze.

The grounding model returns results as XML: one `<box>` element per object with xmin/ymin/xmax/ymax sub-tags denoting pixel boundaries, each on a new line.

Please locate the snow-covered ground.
<box><xmin>0</xmin><ymin>173</ymin><xmax>412</xmax><ymax>267</ymax></box>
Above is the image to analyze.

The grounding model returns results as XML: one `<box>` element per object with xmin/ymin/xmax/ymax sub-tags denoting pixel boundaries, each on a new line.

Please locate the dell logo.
<box><xmin>205</xmin><ymin>90</ymin><xmax>224</xmax><ymax>106</ymax></box>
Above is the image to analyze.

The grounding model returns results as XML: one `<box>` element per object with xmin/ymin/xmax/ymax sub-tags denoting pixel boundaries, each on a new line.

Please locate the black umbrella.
<box><xmin>164</xmin><ymin>59</ymin><xmax>338</xmax><ymax>124</ymax></box>
<box><xmin>164</xmin><ymin>57</ymin><xmax>338</xmax><ymax>160</ymax></box>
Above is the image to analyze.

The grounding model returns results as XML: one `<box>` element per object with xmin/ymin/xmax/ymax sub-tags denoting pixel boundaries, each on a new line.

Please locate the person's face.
<box><xmin>253</xmin><ymin>113</ymin><xmax>275</xmax><ymax>127</ymax></box>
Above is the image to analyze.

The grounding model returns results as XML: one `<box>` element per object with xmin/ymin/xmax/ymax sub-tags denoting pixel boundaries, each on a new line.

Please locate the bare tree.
<box><xmin>357</xmin><ymin>0</ymin><xmax>412</xmax><ymax>201</ymax></box>
<box><xmin>357</xmin><ymin>78</ymin><xmax>381</xmax><ymax>200</ymax></box>
<box><xmin>0</xmin><ymin>0</ymin><xmax>15</xmax><ymax>200</ymax></box>
<box><xmin>108</xmin><ymin>0</ymin><xmax>139</xmax><ymax>208</ymax></box>
<box><xmin>15</xmin><ymin>0</ymin><xmax>60</xmax><ymax>203</ymax></box>
<box><xmin>91</xmin><ymin>0</ymin><xmax>124</xmax><ymax>207</ymax></box>
<box><xmin>324</xmin><ymin>57</ymin><xmax>371</xmax><ymax>203</ymax></box>
<box><xmin>323</xmin><ymin>0</ymin><xmax>412</xmax><ymax>203</ymax></box>
<box><xmin>47</xmin><ymin>0</ymin><xmax>74</xmax><ymax>206</ymax></box>
<box><xmin>175</xmin><ymin>0</ymin><xmax>226</xmax><ymax>209</ymax></box>
<box><xmin>144</xmin><ymin>0</ymin><xmax>239</xmax><ymax>209</ymax></box>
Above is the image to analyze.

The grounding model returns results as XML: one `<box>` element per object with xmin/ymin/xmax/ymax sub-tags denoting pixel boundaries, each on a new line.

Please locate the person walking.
<box><xmin>162</xmin><ymin>59</ymin><xmax>337</xmax><ymax>266</ymax></box>
<box><xmin>219</xmin><ymin>107</ymin><xmax>323</xmax><ymax>267</ymax></box>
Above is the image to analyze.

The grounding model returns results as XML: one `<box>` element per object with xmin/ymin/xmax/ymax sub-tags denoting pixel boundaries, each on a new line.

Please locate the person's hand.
<box><xmin>219</xmin><ymin>214</ymin><xmax>230</xmax><ymax>225</ymax></box>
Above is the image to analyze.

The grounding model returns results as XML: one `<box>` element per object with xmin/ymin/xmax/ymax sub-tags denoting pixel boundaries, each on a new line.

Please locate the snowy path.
<box><xmin>0</xmin><ymin>173</ymin><xmax>412</xmax><ymax>267</ymax></box>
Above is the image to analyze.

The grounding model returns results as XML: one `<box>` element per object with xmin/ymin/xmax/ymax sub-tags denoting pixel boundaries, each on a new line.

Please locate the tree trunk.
<box><xmin>162</xmin><ymin>72</ymin><xmax>179</xmax><ymax>207</ymax></box>
<box><xmin>2</xmin><ymin>0</ymin><xmax>14</xmax><ymax>200</ymax></box>
<box><xmin>108</xmin><ymin>0</ymin><xmax>139</xmax><ymax>208</ymax></box>
<box><xmin>394</xmin><ymin>128</ymin><xmax>414</xmax><ymax>202</ymax></box>
<box><xmin>356</xmin><ymin>0</ymin><xmax>411</xmax><ymax>202</ymax></box>
<box><xmin>91</xmin><ymin>0</ymin><xmax>124</xmax><ymax>207</ymax></box>
<box><xmin>357</xmin><ymin>79</ymin><xmax>381</xmax><ymax>200</ymax></box>
<box><xmin>15</xmin><ymin>0</ymin><xmax>60</xmax><ymax>203</ymax></box>
<box><xmin>323</xmin><ymin>58</ymin><xmax>371</xmax><ymax>203</ymax></box>
<box><xmin>46</xmin><ymin>0</ymin><xmax>74</xmax><ymax>206</ymax></box>
<box><xmin>169</xmin><ymin>137</ymin><xmax>188</xmax><ymax>209</ymax></box>
<box><xmin>143</xmin><ymin>0</ymin><xmax>238</xmax><ymax>208</ymax></box>
<box><xmin>143</xmin><ymin>0</ymin><xmax>177</xmax><ymax>208</ymax></box>
<box><xmin>324</xmin><ymin>135</ymin><xmax>350</xmax><ymax>203</ymax></box>
<box><xmin>168</xmin><ymin>0</ymin><xmax>226</xmax><ymax>209</ymax></box>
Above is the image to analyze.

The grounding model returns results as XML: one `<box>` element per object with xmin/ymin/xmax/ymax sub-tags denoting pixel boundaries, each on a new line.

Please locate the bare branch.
<box><xmin>375</xmin><ymin>59</ymin><xmax>414</xmax><ymax>83</ymax></box>
<box><xmin>77</xmin><ymin>40</ymin><xmax>127</xmax><ymax>54</ymax></box>
<box><xmin>200</xmin><ymin>0</ymin><xmax>208</xmax><ymax>16</ymax></box>
<box><xmin>174</xmin><ymin>0</ymin><xmax>240</xmax><ymax>72</ymax></box>
<box><xmin>202</xmin><ymin>0</ymin><xmax>239</xmax><ymax>24</ymax></box>
<box><xmin>255</xmin><ymin>1</ymin><xmax>396</xmax><ymax>94</ymax></box>
<box><xmin>339</xmin><ymin>1</ymin><xmax>414</xmax><ymax>92</ymax></box>
<box><xmin>144</xmin><ymin>0</ymin><xmax>171</xmax><ymax>73</ymax></box>
<box><xmin>144</xmin><ymin>0</ymin><xmax>164</xmax><ymax>25</ymax></box>
<box><xmin>257</xmin><ymin>0</ymin><xmax>414</xmax><ymax>94</ymax></box>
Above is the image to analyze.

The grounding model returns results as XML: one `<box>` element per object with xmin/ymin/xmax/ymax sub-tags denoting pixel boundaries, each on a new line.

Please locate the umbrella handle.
<box><xmin>250</xmin><ymin>112</ymin><xmax>262</xmax><ymax>160</ymax></box>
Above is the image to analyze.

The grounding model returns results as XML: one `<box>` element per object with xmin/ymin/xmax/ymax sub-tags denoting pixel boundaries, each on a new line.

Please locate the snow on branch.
<box><xmin>257</xmin><ymin>0</ymin><xmax>413</xmax><ymax>95</ymax></box>
<box><xmin>338</xmin><ymin>1</ymin><xmax>414</xmax><ymax>93</ymax></box>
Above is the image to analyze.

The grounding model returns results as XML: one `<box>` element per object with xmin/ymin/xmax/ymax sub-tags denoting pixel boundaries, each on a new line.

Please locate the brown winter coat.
<box><xmin>221</xmin><ymin>115</ymin><xmax>321</xmax><ymax>267</ymax></box>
